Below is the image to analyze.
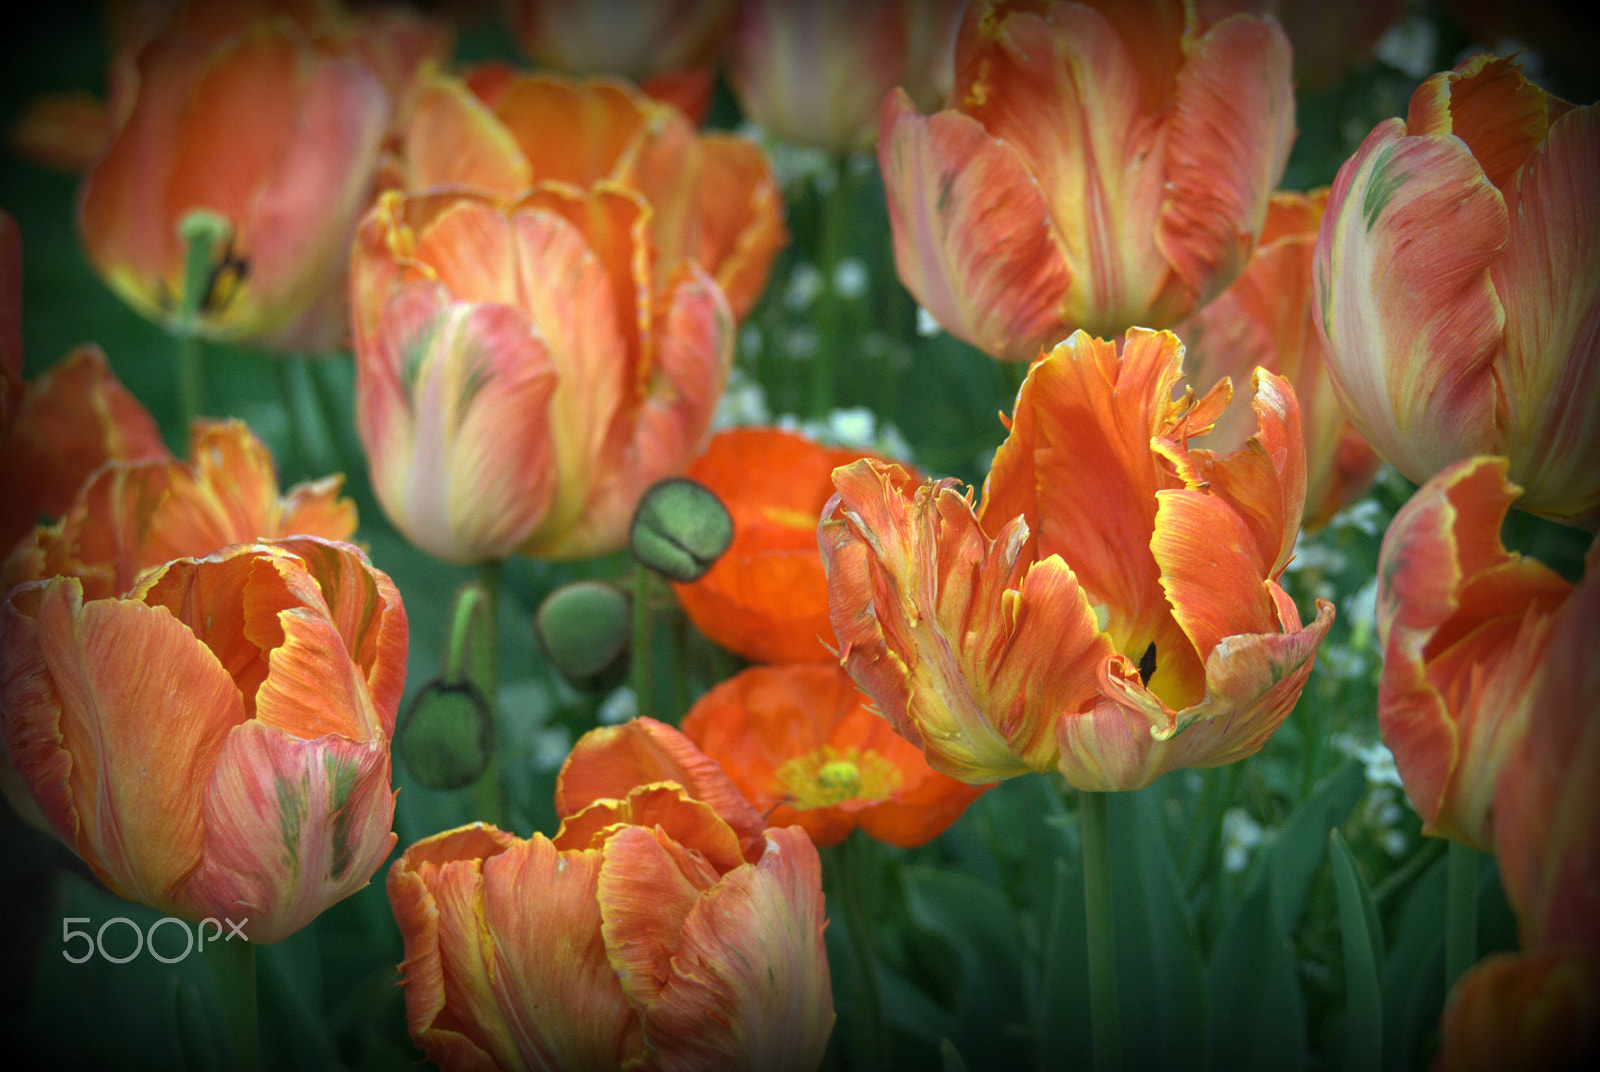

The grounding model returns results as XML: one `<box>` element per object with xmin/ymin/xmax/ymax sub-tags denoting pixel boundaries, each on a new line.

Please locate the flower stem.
<box><xmin>174</xmin><ymin>210</ymin><xmax>230</xmax><ymax>429</ymax></box>
<box><xmin>631</xmin><ymin>565</ymin><xmax>655</xmax><ymax>723</ymax></box>
<box><xmin>204</xmin><ymin>933</ymin><xmax>259</xmax><ymax>1072</ymax></box>
<box><xmin>828</xmin><ymin>834</ymin><xmax>887</xmax><ymax>1072</ymax></box>
<box><xmin>445</xmin><ymin>565</ymin><xmax>502</xmax><ymax>827</ymax></box>
<box><xmin>276</xmin><ymin>353</ymin><xmax>338</xmax><ymax>480</ymax></box>
<box><xmin>1080</xmin><ymin>789</ymin><xmax>1122</xmax><ymax>1072</ymax></box>
<box><xmin>1445</xmin><ymin>838</ymin><xmax>1478</xmax><ymax>989</ymax></box>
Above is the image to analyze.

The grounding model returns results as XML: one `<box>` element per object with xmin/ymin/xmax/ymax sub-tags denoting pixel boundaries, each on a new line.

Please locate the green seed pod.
<box><xmin>395</xmin><ymin>680</ymin><xmax>493</xmax><ymax>790</ymax></box>
<box><xmin>535</xmin><ymin>580</ymin><xmax>632</xmax><ymax>692</ymax></box>
<box><xmin>629</xmin><ymin>477</ymin><xmax>734</xmax><ymax>582</ymax></box>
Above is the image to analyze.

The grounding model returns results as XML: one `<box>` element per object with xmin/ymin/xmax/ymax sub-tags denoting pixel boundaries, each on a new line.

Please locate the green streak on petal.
<box><xmin>275</xmin><ymin>772</ymin><xmax>307</xmax><ymax>874</ymax></box>
<box><xmin>324</xmin><ymin>752</ymin><xmax>359</xmax><ymax>880</ymax></box>
<box><xmin>1361</xmin><ymin>149</ymin><xmax>1409</xmax><ymax>233</ymax></box>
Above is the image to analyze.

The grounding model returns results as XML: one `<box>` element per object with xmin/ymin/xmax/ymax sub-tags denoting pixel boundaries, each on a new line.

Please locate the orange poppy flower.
<box><xmin>672</xmin><ymin>427</ymin><xmax>909</xmax><ymax>664</ymax></box>
<box><xmin>681</xmin><ymin>663</ymin><xmax>989</xmax><ymax>848</ymax></box>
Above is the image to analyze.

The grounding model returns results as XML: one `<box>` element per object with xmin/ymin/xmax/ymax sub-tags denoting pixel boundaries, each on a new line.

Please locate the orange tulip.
<box><xmin>1433</xmin><ymin>947</ymin><xmax>1600</xmax><ymax>1072</ymax></box>
<box><xmin>0</xmin><ymin>346</ymin><xmax>166</xmax><ymax>556</ymax></box>
<box><xmin>1173</xmin><ymin>189</ymin><xmax>1381</xmax><ymax>528</ymax></box>
<box><xmin>1491</xmin><ymin>536</ymin><xmax>1599</xmax><ymax>949</ymax></box>
<box><xmin>0</xmin><ymin>536</ymin><xmax>408</xmax><ymax>943</ymax></box>
<box><xmin>878</xmin><ymin>0</ymin><xmax>1294</xmax><ymax>361</ymax></box>
<box><xmin>728</xmin><ymin>0</ymin><xmax>965</xmax><ymax>155</ymax></box>
<box><xmin>1314</xmin><ymin>54</ymin><xmax>1600</xmax><ymax>529</ymax></box>
<box><xmin>355</xmin><ymin>72</ymin><xmax>783</xmax><ymax>562</ymax></box>
<box><xmin>77</xmin><ymin>0</ymin><xmax>448</xmax><ymax>351</ymax></box>
<box><xmin>1374</xmin><ymin>457</ymin><xmax>1573</xmax><ymax>849</ymax></box>
<box><xmin>3</xmin><ymin>418</ymin><xmax>357</xmax><ymax>600</ymax></box>
<box><xmin>671</xmin><ymin>427</ymin><xmax>904</xmax><ymax>663</ymax></box>
<box><xmin>388</xmin><ymin>717</ymin><xmax>834</xmax><ymax>1071</ymax></box>
<box><xmin>819</xmin><ymin>328</ymin><xmax>1333</xmax><ymax>788</ymax></box>
<box><xmin>501</xmin><ymin>0</ymin><xmax>735</xmax><ymax>122</ymax></box>
<box><xmin>681</xmin><ymin>663</ymin><xmax>988</xmax><ymax>848</ymax></box>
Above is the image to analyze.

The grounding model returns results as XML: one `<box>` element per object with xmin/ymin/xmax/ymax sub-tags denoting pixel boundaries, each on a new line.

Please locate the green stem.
<box><xmin>1080</xmin><ymin>790</ymin><xmax>1122</xmax><ymax>1072</ymax></box>
<box><xmin>829</xmin><ymin>835</ymin><xmax>887</xmax><ymax>1072</ymax></box>
<box><xmin>276</xmin><ymin>353</ymin><xmax>338</xmax><ymax>480</ymax></box>
<box><xmin>474</xmin><ymin>561</ymin><xmax>502</xmax><ymax>828</ymax></box>
<box><xmin>174</xmin><ymin>210</ymin><xmax>230</xmax><ymax>429</ymax></box>
<box><xmin>1445</xmin><ymin>838</ymin><xmax>1478</xmax><ymax>989</ymax></box>
<box><xmin>631</xmin><ymin>566</ymin><xmax>655</xmax><ymax>723</ymax></box>
<box><xmin>204</xmin><ymin>933</ymin><xmax>259</xmax><ymax>1072</ymax></box>
<box><xmin>810</xmin><ymin>156</ymin><xmax>853</xmax><ymax>419</ymax></box>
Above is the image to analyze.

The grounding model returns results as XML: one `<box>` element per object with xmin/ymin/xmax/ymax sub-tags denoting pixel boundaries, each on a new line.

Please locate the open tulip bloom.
<box><xmin>819</xmin><ymin>328</ymin><xmax>1334</xmax><ymax>790</ymax></box>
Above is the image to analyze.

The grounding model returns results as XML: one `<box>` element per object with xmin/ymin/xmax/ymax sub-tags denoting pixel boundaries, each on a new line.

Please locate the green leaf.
<box><xmin>1328</xmin><ymin>828</ymin><xmax>1384</xmax><ymax>1072</ymax></box>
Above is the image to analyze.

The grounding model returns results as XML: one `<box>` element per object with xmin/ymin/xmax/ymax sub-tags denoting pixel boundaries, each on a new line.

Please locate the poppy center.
<box><xmin>772</xmin><ymin>746</ymin><xmax>904</xmax><ymax>809</ymax></box>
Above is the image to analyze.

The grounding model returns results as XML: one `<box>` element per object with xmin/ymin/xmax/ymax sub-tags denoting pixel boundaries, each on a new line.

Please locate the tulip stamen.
<box><xmin>201</xmin><ymin>245</ymin><xmax>250</xmax><ymax>314</ymax></box>
<box><xmin>1138</xmin><ymin>642</ymin><xmax>1157</xmax><ymax>687</ymax></box>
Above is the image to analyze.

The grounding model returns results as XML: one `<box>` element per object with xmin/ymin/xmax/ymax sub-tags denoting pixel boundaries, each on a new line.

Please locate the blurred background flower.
<box><xmin>76</xmin><ymin>0</ymin><xmax>449</xmax><ymax>353</ymax></box>
<box><xmin>1172</xmin><ymin>188</ymin><xmax>1381</xmax><ymax>529</ymax></box>
<box><xmin>728</xmin><ymin>0</ymin><xmax>964</xmax><ymax>157</ymax></box>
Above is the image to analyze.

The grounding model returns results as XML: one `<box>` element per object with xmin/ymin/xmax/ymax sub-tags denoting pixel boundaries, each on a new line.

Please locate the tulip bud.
<box><xmin>629</xmin><ymin>477</ymin><xmax>734</xmax><ymax>581</ymax></box>
<box><xmin>395</xmin><ymin>680</ymin><xmax>493</xmax><ymax>791</ymax></box>
<box><xmin>534</xmin><ymin>580</ymin><xmax>632</xmax><ymax>691</ymax></box>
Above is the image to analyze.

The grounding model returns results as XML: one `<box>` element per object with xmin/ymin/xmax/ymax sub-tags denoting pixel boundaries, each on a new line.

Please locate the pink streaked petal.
<box><xmin>1492</xmin><ymin>104</ymin><xmax>1600</xmax><ymax>529</ymax></box>
<box><xmin>1314</xmin><ymin>124</ymin><xmax>1505</xmax><ymax>484</ymax></box>
<box><xmin>185</xmin><ymin>725</ymin><xmax>395</xmax><ymax>943</ymax></box>
<box><xmin>1158</xmin><ymin>13</ymin><xmax>1295</xmax><ymax>313</ymax></box>
<box><xmin>960</xmin><ymin>4</ymin><xmax>1175</xmax><ymax>334</ymax></box>
<box><xmin>877</xmin><ymin>89</ymin><xmax>1074</xmax><ymax>362</ymax></box>
<box><xmin>631</xmin><ymin>827</ymin><xmax>833</xmax><ymax>1072</ymax></box>
<box><xmin>364</xmin><ymin>283</ymin><xmax>561</xmax><ymax>564</ymax></box>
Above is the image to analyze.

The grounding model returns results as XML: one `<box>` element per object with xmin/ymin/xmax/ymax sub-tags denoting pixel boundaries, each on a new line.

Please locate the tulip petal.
<box><xmin>1158</xmin><ymin>13</ymin><xmax>1295</xmax><ymax>313</ymax></box>
<box><xmin>401</xmin><ymin>76</ymin><xmax>531</xmax><ymax>198</ymax></box>
<box><xmin>2</xmin><ymin>579</ymin><xmax>243</xmax><ymax>914</ymax></box>
<box><xmin>695</xmin><ymin>134</ymin><xmax>786</xmax><ymax>322</ymax></box>
<box><xmin>1375</xmin><ymin>457</ymin><xmax>1572</xmax><ymax>846</ymax></box>
<box><xmin>982</xmin><ymin>330</ymin><xmax>1198</xmax><ymax>692</ymax></box>
<box><xmin>601</xmin><ymin>826</ymin><xmax>834</xmax><ymax>1072</ymax></box>
<box><xmin>1492</xmin><ymin>104</ymin><xmax>1600</xmax><ymax>528</ymax></box>
<box><xmin>1314</xmin><ymin>121</ymin><xmax>1505</xmax><ymax>485</ymax></box>
<box><xmin>187</xmin><ymin>724</ymin><xmax>395</xmax><ymax>943</ymax></box>
<box><xmin>360</xmin><ymin>282</ymin><xmax>562</xmax><ymax>563</ymax></box>
<box><xmin>877</xmin><ymin>88</ymin><xmax>1074</xmax><ymax>362</ymax></box>
<box><xmin>556</xmin><ymin>717</ymin><xmax>767</xmax><ymax>858</ymax></box>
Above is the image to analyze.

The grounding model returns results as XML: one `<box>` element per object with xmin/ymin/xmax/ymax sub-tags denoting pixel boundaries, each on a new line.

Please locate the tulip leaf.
<box><xmin>1109</xmin><ymin>784</ymin><xmax>1210</xmax><ymax>1072</ymax></box>
<box><xmin>1380</xmin><ymin>854</ymin><xmax>1448</xmax><ymax>1072</ymax></box>
<box><xmin>1206</xmin><ymin>875</ymin><xmax>1307</xmax><ymax>1072</ymax></box>
<box><xmin>940</xmin><ymin>1037</ymin><xmax>974</xmax><ymax>1072</ymax></box>
<box><xmin>1328</xmin><ymin>828</ymin><xmax>1383</xmax><ymax>1072</ymax></box>
<box><xmin>901</xmin><ymin>866</ymin><xmax>1032</xmax><ymax>1070</ymax></box>
<box><xmin>1267</xmin><ymin>759</ymin><xmax>1366</xmax><ymax>927</ymax></box>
